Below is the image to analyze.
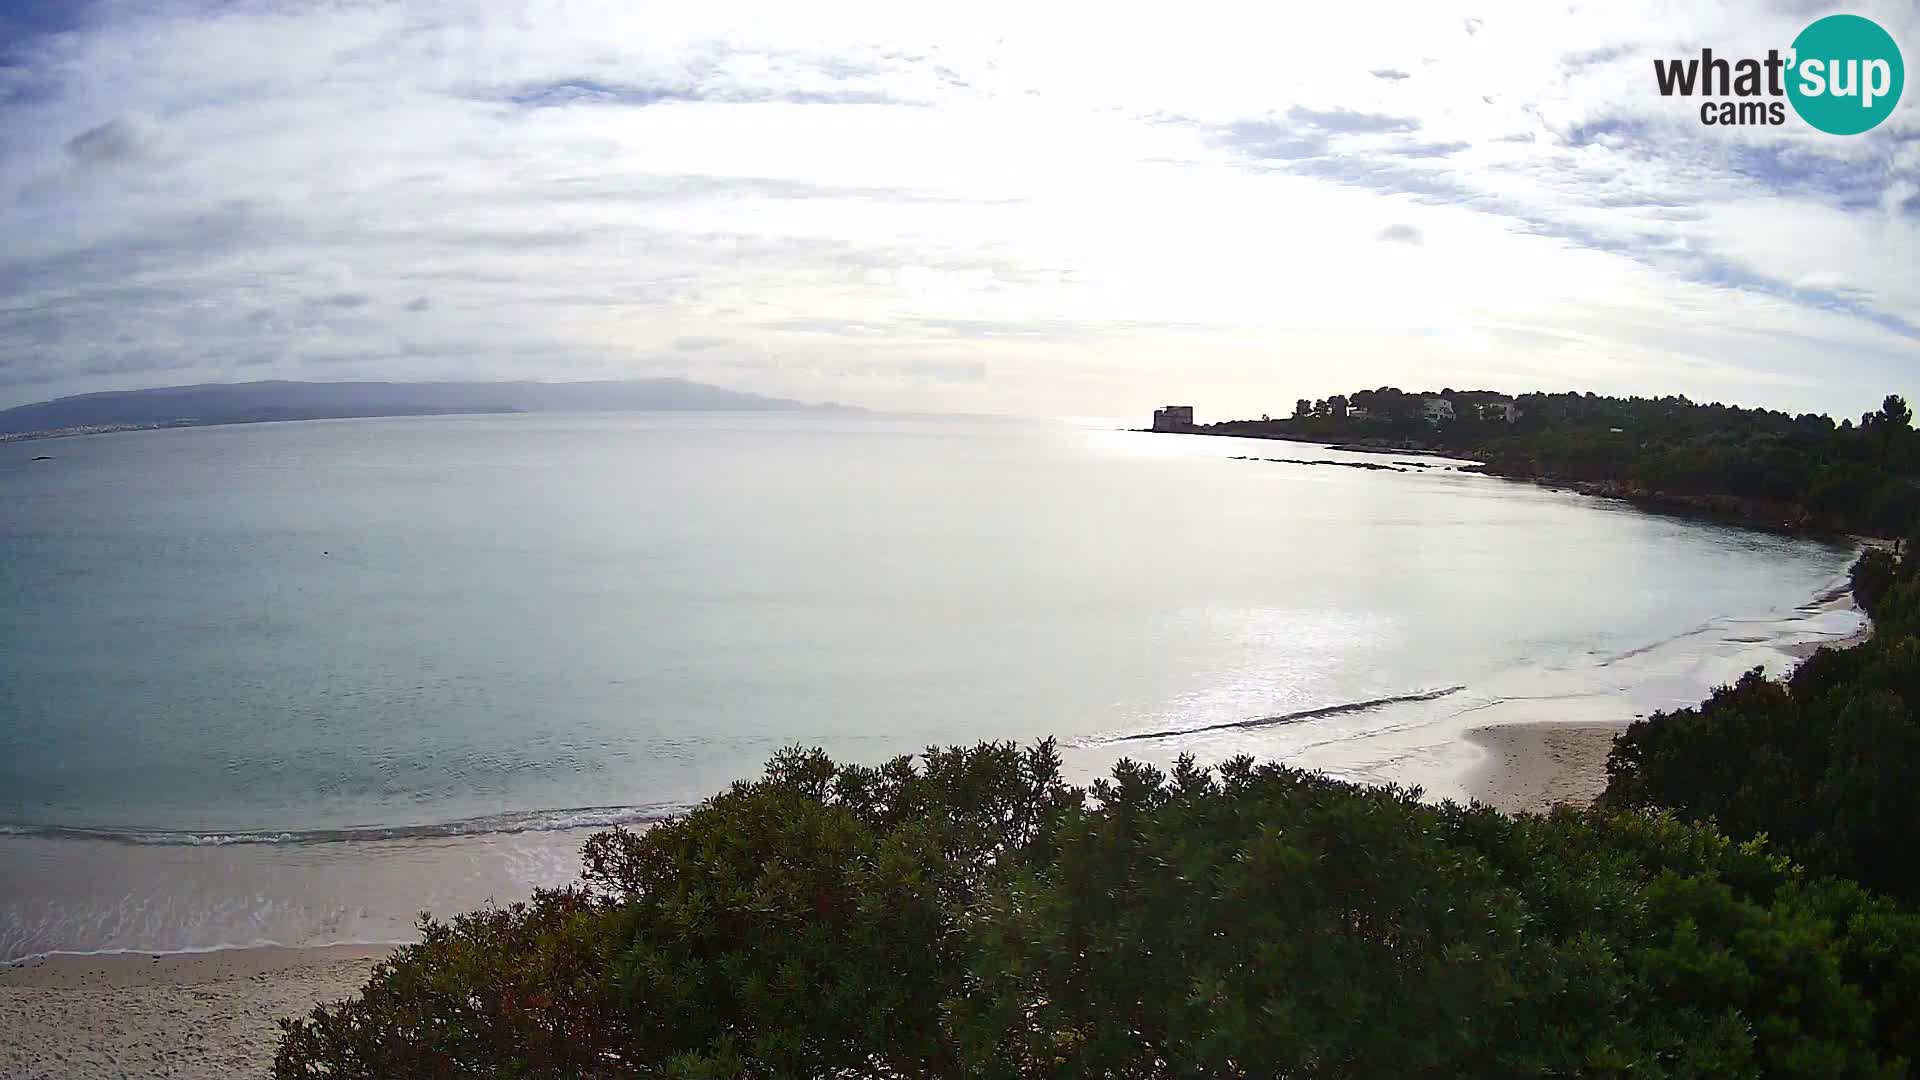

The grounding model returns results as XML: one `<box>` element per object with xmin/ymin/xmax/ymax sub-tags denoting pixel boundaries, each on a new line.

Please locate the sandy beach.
<box><xmin>1464</xmin><ymin>577</ymin><xmax>1875</xmax><ymax>816</ymax></box>
<box><xmin>0</xmin><ymin>945</ymin><xmax>389</xmax><ymax>1079</ymax></box>
<box><xmin>0</xmin><ymin>566</ymin><xmax>1877</xmax><ymax>1073</ymax></box>
<box><xmin>1464</xmin><ymin>722</ymin><xmax>1628</xmax><ymax>815</ymax></box>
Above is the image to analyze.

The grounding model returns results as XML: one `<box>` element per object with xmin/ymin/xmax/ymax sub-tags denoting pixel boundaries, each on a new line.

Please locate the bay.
<box><xmin>0</xmin><ymin>412</ymin><xmax>1862</xmax><ymax>959</ymax></box>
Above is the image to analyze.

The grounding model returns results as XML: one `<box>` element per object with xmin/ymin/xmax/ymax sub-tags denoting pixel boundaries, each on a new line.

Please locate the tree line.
<box><xmin>273</xmin><ymin>390</ymin><xmax>1920</xmax><ymax>1077</ymax></box>
<box><xmin>1601</xmin><ymin>541</ymin><xmax>1920</xmax><ymax>904</ymax></box>
<box><xmin>1210</xmin><ymin>389</ymin><xmax>1920</xmax><ymax>536</ymax></box>
<box><xmin>278</xmin><ymin>613</ymin><xmax>1920</xmax><ymax>1076</ymax></box>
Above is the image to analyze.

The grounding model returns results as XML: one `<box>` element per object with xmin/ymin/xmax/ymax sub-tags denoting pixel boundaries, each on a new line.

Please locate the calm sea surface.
<box><xmin>0</xmin><ymin>412</ymin><xmax>1864</xmax><ymax>959</ymax></box>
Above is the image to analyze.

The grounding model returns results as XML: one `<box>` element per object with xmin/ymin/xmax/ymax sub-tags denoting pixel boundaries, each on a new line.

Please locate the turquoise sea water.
<box><xmin>0</xmin><ymin>412</ymin><xmax>1864</xmax><ymax>959</ymax></box>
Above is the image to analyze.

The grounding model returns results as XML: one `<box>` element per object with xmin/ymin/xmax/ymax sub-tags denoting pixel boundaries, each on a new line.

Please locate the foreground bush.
<box><xmin>276</xmin><ymin>742</ymin><xmax>1920</xmax><ymax>1078</ymax></box>
<box><xmin>1602</xmin><ymin>548</ymin><xmax>1920</xmax><ymax>903</ymax></box>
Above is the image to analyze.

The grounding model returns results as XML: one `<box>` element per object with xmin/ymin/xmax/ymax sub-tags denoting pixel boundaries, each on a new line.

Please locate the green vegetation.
<box><xmin>1207</xmin><ymin>390</ymin><xmax>1920</xmax><ymax>535</ymax></box>
<box><xmin>277</xmin><ymin>392</ymin><xmax>1920</xmax><ymax>1076</ymax></box>
<box><xmin>279</xmin><ymin>736</ymin><xmax>1920</xmax><ymax>1077</ymax></box>
<box><xmin>1602</xmin><ymin>542</ymin><xmax>1920</xmax><ymax>904</ymax></box>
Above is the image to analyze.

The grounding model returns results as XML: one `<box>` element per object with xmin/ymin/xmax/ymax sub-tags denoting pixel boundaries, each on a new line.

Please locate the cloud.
<box><xmin>0</xmin><ymin>0</ymin><xmax>1913</xmax><ymax>420</ymax></box>
<box><xmin>64</xmin><ymin>115</ymin><xmax>171</xmax><ymax>167</ymax></box>
<box><xmin>1218</xmin><ymin>108</ymin><xmax>1425</xmax><ymax>161</ymax></box>
<box><xmin>1285</xmin><ymin>107</ymin><xmax>1421</xmax><ymax>135</ymax></box>
<box><xmin>500</xmin><ymin>78</ymin><xmax>905</xmax><ymax>109</ymax></box>
<box><xmin>505</xmin><ymin>80</ymin><xmax>686</xmax><ymax>109</ymax></box>
<box><xmin>1218</xmin><ymin>119</ymin><xmax>1330</xmax><ymax>161</ymax></box>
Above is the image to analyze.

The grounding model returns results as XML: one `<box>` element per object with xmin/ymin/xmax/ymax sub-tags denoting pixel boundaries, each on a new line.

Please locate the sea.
<box><xmin>0</xmin><ymin>412</ymin><xmax>1865</xmax><ymax>961</ymax></box>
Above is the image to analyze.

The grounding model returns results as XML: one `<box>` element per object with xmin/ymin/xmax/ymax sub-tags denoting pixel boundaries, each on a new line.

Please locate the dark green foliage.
<box><xmin>270</xmin><ymin>387</ymin><xmax>1920</xmax><ymax>1075</ymax></box>
<box><xmin>272</xmin><ymin>887</ymin><xmax>623</xmax><ymax>1077</ymax></box>
<box><xmin>1205</xmin><ymin>390</ymin><xmax>1920</xmax><ymax>536</ymax></box>
<box><xmin>278</xmin><ymin>742</ymin><xmax>1920</xmax><ymax>1078</ymax></box>
<box><xmin>1476</xmin><ymin>395</ymin><xmax>1918</xmax><ymax>538</ymax></box>
<box><xmin>1852</xmin><ymin>549</ymin><xmax>1898</xmax><ymax>614</ymax></box>
<box><xmin>1603</xmin><ymin>549</ymin><xmax>1920</xmax><ymax>904</ymax></box>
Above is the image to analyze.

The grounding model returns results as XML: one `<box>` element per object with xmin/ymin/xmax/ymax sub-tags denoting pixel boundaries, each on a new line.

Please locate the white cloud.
<box><xmin>0</xmin><ymin>0</ymin><xmax>1913</xmax><ymax>418</ymax></box>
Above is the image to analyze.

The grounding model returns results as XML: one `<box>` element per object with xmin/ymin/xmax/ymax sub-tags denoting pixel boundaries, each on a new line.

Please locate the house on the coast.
<box><xmin>1152</xmin><ymin>405</ymin><xmax>1195</xmax><ymax>431</ymax></box>
<box><xmin>1420</xmin><ymin>397</ymin><xmax>1455</xmax><ymax>424</ymax></box>
<box><xmin>1478</xmin><ymin>400</ymin><xmax>1522</xmax><ymax>423</ymax></box>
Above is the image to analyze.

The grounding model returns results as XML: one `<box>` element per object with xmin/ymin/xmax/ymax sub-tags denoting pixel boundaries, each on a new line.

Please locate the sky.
<box><xmin>0</xmin><ymin>0</ymin><xmax>1914</xmax><ymax>419</ymax></box>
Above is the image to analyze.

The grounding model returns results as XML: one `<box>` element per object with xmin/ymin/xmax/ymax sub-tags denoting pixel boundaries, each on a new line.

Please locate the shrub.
<box><xmin>1603</xmin><ymin>552</ymin><xmax>1920</xmax><ymax>903</ymax></box>
<box><xmin>1852</xmin><ymin>548</ymin><xmax>1898</xmax><ymax>614</ymax></box>
<box><xmin>278</xmin><ymin>744</ymin><xmax>1919</xmax><ymax>1078</ymax></box>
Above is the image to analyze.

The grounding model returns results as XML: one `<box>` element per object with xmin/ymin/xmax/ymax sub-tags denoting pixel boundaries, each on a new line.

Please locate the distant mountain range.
<box><xmin>0</xmin><ymin>379</ymin><xmax>855</xmax><ymax>436</ymax></box>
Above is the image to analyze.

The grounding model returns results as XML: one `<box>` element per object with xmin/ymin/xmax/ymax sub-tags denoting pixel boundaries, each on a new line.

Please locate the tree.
<box><xmin>1449</xmin><ymin>391</ymin><xmax>1920</xmax><ymax>537</ymax></box>
<box><xmin>1602</xmin><ymin>548</ymin><xmax>1920</xmax><ymax>903</ymax></box>
<box><xmin>1852</xmin><ymin>548</ymin><xmax>1898</xmax><ymax>613</ymax></box>
<box><xmin>279</xmin><ymin>743</ymin><xmax>1920</xmax><ymax>1077</ymax></box>
<box><xmin>1294</xmin><ymin>398</ymin><xmax>1312</xmax><ymax>419</ymax></box>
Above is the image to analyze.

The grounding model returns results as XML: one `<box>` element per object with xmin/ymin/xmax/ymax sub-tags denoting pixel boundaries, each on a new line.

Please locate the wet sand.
<box><xmin>0</xmin><ymin>944</ymin><xmax>388</xmax><ymax>1079</ymax></box>
<box><xmin>1465</xmin><ymin>721</ymin><xmax>1627</xmax><ymax>815</ymax></box>
<box><xmin>1466</xmin><ymin>576</ymin><xmax>1874</xmax><ymax>816</ymax></box>
<box><xmin>1</xmin><ymin>567</ymin><xmax>1878</xmax><ymax>1072</ymax></box>
<box><xmin>1785</xmin><ymin>619</ymin><xmax>1873</xmax><ymax>659</ymax></box>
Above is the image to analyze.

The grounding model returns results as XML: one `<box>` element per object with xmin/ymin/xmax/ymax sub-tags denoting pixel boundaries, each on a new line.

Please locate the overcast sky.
<box><xmin>0</xmin><ymin>0</ymin><xmax>1914</xmax><ymax>418</ymax></box>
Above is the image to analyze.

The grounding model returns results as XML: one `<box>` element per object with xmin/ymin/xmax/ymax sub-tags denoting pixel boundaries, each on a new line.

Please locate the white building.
<box><xmin>1477</xmin><ymin>401</ymin><xmax>1521</xmax><ymax>423</ymax></box>
<box><xmin>1421</xmin><ymin>397</ymin><xmax>1455</xmax><ymax>424</ymax></box>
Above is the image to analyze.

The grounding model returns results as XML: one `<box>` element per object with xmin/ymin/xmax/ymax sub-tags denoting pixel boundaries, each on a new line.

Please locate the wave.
<box><xmin>4</xmin><ymin>578</ymin><xmax>1858</xmax><ymax>850</ymax></box>
<box><xmin>1102</xmin><ymin>686</ymin><xmax>1468</xmax><ymax>744</ymax></box>
<box><xmin>2</xmin><ymin>938</ymin><xmax>418</xmax><ymax>968</ymax></box>
<box><xmin>1595</xmin><ymin>619</ymin><xmax>1717</xmax><ymax>667</ymax></box>
<box><xmin>0</xmin><ymin>802</ymin><xmax>689</xmax><ymax>847</ymax></box>
<box><xmin>1807</xmin><ymin>579</ymin><xmax>1854</xmax><ymax>608</ymax></box>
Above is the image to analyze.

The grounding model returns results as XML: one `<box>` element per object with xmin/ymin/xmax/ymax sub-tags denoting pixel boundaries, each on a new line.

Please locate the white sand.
<box><xmin>0</xmin><ymin>574</ymin><xmax>1877</xmax><ymax>1071</ymax></box>
<box><xmin>0</xmin><ymin>944</ymin><xmax>390</xmax><ymax>1079</ymax></box>
<box><xmin>1465</xmin><ymin>580</ymin><xmax>1874</xmax><ymax>816</ymax></box>
<box><xmin>1465</xmin><ymin>721</ymin><xmax>1627</xmax><ymax>815</ymax></box>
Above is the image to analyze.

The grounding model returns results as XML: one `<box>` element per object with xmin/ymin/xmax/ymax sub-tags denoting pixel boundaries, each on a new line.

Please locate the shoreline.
<box><xmin>0</xmin><ymin>551</ymin><xmax>1878</xmax><ymax>1072</ymax></box>
<box><xmin>1464</xmin><ymin>567</ymin><xmax>1873</xmax><ymax>815</ymax></box>
<box><xmin>1138</xmin><ymin>426</ymin><xmax>1897</xmax><ymax>546</ymax></box>
<box><xmin>1464</xmin><ymin>722</ymin><xmax>1627</xmax><ymax>816</ymax></box>
<box><xmin>0</xmin><ymin>943</ymin><xmax>393</xmax><ymax>1079</ymax></box>
<box><xmin>1132</xmin><ymin>425</ymin><xmax>1467</xmax><ymax>460</ymax></box>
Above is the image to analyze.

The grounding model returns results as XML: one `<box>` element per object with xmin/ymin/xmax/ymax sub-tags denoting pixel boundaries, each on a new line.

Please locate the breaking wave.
<box><xmin>0</xmin><ymin>803</ymin><xmax>688</xmax><ymax>847</ymax></box>
<box><xmin>1102</xmin><ymin>685</ymin><xmax>1469</xmax><ymax>744</ymax></box>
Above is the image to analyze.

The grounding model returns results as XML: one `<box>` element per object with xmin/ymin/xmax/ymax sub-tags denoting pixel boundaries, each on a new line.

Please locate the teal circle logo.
<box><xmin>1787</xmin><ymin>14</ymin><xmax>1904</xmax><ymax>135</ymax></box>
